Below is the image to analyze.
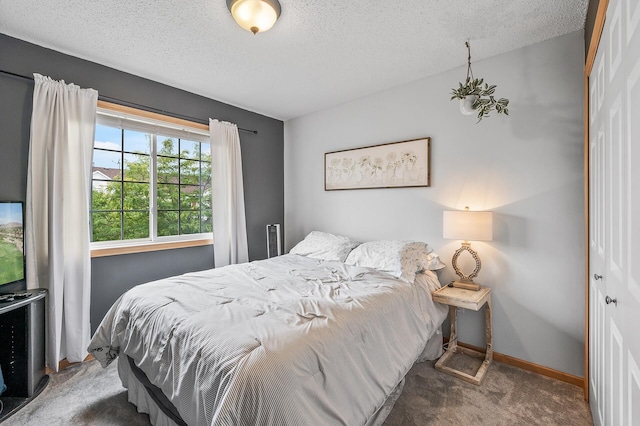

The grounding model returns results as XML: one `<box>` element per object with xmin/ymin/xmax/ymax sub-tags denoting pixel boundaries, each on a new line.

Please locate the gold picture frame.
<box><xmin>324</xmin><ymin>137</ymin><xmax>430</xmax><ymax>190</ymax></box>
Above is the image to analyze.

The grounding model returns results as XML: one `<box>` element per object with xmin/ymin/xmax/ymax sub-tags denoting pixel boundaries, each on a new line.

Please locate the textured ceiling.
<box><xmin>0</xmin><ymin>0</ymin><xmax>588</xmax><ymax>121</ymax></box>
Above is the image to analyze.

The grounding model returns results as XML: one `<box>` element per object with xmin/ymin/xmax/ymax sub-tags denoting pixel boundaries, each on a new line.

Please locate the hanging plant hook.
<box><xmin>465</xmin><ymin>40</ymin><xmax>474</xmax><ymax>82</ymax></box>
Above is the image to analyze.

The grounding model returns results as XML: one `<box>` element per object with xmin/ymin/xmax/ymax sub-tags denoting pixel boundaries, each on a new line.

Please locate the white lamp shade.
<box><xmin>228</xmin><ymin>0</ymin><xmax>280</xmax><ymax>34</ymax></box>
<box><xmin>443</xmin><ymin>210</ymin><xmax>493</xmax><ymax>242</ymax></box>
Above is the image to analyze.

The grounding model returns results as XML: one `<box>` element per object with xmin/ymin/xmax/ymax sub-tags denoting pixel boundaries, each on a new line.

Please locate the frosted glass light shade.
<box><xmin>443</xmin><ymin>210</ymin><xmax>493</xmax><ymax>242</ymax></box>
<box><xmin>227</xmin><ymin>0</ymin><xmax>281</xmax><ymax>34</ymax></box>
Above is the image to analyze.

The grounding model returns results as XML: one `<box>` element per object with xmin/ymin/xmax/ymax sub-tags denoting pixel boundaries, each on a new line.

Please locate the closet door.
<box><xmin>588</xmin><ymin>48</ymin><xmax>606</xmax><ymax>423</ymax></box>
<box><xmin>624</xmin><ymin>0</ymin><xmax>640</xmax><ymax>422</ymax></box>
<box><xmin>589</xmin><ymin>0</ymin><xmax>640</xmax><ymax>424</ymax></box>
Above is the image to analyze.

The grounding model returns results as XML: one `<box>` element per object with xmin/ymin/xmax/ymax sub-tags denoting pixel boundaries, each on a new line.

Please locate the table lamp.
<box><xmin>443</xmin><ymin>207</ymin><xmax>493</xmax><ymax>291</ymax></box>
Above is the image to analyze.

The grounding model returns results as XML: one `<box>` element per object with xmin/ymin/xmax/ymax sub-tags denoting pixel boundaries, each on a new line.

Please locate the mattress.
<box><xmin>117</xmin><ymin>353</ymin><xmax>415</xmax><ymax>426</ymax></box>
<box><xmin>89</xmin><ymin>254</ymin><xmax>447</xmax><ymax>425</ymax></box>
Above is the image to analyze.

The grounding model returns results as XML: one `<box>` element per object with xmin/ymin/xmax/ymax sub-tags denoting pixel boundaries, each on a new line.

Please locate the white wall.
<box><xmin>284</xmin><ymin>31</ymin><xmax>585</xmax><ymax>377</ymax></box>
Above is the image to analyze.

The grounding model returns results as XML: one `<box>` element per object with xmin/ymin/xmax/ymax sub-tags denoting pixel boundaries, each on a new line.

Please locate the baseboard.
<box><xmin>48</xmin><ymin>342</ymin><xmax>584</xmax><ymax>388</ymax></box>
<box><xmin>48</xmin><ymin>345</ymin><xmax>584</xmax><ymax>389</ymax></box>
<box><xmin>45</xmin><ymin>354</ymin><xmax>95</xmax><ymax>374</ymax></box>
<box><xmin>443</xmin><ymin>337</ymin><xmax>585</xmax><ymax>389</ymax></box>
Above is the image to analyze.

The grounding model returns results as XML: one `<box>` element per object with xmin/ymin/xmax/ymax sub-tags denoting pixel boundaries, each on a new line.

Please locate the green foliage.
<box><xmin>91</xmin><ymin>137</ymin><xmax>212</xmax><ymax>242</ymax></box>
<box><xmin>450</xmin><ymin>77</ymin><xmax>510</xmax><ymax>122</ymax></box>
<box><xmin>0</xmin><ymin>239</ymin><xmax>24</xmax><ymax>284</ymax></box>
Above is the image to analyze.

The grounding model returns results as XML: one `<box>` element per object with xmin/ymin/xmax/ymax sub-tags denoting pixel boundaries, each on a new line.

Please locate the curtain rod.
<box><xmin>0</xmin><ymin>69</ymin><xmax>259</xmax><ymax>135</ymax></box>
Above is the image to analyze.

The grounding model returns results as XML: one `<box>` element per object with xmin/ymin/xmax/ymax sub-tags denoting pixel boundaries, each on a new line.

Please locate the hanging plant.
<box><xmin>450</xmin><ymin>41</ymin><xmax>510</xmax><ymax>122</ymax></box>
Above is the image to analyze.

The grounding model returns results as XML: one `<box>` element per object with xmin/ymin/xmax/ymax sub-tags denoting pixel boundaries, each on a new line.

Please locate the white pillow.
<box><xmin>345</xmin><ymin>240</ymin><xmax>444</xmax><ymax>282</ymax></box>
<box><xmin>289</xmin><ymin>231</ymin><xmax>360</xmax><ymax>262</ymax></box>
<box><xmin>423</xmin><ymin>252</ymin><xmax>446</xmax><ymax>271</ymax></box>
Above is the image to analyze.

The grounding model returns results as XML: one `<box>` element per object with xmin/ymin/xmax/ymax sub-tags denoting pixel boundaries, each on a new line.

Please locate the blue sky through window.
<box><xmin>94</xmin><ymin>125</ymin><xmax>150</xmax><ymax>169</ymax></box>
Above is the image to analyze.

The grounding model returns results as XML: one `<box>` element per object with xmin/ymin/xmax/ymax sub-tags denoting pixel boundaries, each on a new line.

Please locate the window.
<box><xmin>91</xmin><ymin>103</ymin><xmax>212</xmax><ymax>252</ymax></box>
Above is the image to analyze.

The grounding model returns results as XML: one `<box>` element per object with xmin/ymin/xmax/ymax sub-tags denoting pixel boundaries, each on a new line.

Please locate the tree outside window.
<box><xmin>91</xmin><ymin>123</ymin><xmax>211</xmax><ymax>243</ymax></box>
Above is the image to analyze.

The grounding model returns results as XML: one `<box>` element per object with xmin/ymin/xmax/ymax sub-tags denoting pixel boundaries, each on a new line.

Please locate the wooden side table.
<box><xmin>432</xmin><ymin>285</ymin><xmax>492</xmax><ymax>385</ymax></box>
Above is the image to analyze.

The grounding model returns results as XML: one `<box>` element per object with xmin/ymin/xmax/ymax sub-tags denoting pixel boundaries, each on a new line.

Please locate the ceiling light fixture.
<box><xmin>226</xmin><ymin>0</ymin><xmax>281</xmax><ymax>35</ymax></box>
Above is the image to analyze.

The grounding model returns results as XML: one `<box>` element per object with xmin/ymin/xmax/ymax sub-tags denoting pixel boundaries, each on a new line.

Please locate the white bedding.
<box><xmin>89</xmin><ymin>254</ymin><xmax>447</xmax><ymax>426</ymax></box>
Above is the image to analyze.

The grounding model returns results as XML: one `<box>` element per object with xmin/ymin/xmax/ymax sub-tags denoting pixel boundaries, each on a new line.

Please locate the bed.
<box><xmin>88</xmin><ymin>233</ymin><xmax>448</xmax><ymax>426</ymax></box>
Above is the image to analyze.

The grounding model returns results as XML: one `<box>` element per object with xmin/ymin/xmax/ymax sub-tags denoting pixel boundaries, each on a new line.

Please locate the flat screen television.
<box><xmin>0</xmin><ymin>201</ymin><xmax>25</xmax><ymax>294</ymax></box>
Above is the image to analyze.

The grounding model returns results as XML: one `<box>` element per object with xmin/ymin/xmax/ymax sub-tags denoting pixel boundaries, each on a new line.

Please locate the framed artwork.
<box><xmin>324</xmin><ymin>137</ymin><xmax>430</xmax><ymax>190</ymax></box>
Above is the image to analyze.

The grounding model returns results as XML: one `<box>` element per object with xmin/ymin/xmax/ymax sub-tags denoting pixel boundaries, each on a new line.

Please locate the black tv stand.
<box><xmin>0</xmin><ymin>288</ymin><xmax>48</xmax><ymax>422</ymax></box>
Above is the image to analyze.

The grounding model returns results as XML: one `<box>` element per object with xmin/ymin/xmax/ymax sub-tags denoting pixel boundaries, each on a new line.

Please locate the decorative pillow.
<box><xmin>422</xmin><ymin>252</ymin><xmax>446</xmax><ymax>271</ymax></box>
<box><xmin>289</xmin><ymin>231</ymin><xmax>360</xmax><ymax>262</ymax></box>
<box><xmin>345</xmin><ymin>240</ymin><xmax>444</xmax><ymax>282</ymax></box>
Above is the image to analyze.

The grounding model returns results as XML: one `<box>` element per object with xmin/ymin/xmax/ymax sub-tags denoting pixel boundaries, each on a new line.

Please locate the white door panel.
<box><xmin>607</xmin><ymin>95</ymin><xmax>623</xmax><ymax>282</ymax></box>
<box><xmin>628</xmin><ymin>354</ymin><xmax>640</xmax><ymax>425</ymax></box>
<box><xmin>597</xmin><ymin>292</ymin><xmax>606</xmax><ymax>425</ymax></box>
<box><xmin>624</xmin><ymin>6</ymin><xmax>640</xmax><ymax>425</ymax></box>
<box><xmin>627</xmin><ymin>0</ymin><xmax>640</xmax><ymax>42</ymax></box>
<box><xmin>590</xmin><ymin>35</ymin><xmax>606</xmax><ymax>424</ymax></box>
<box><xmin>589</xmin><ymin>1</ymin><xmax>639</xmax><ymax>425</ymax></box>
<box><xmin>609</xmin><ymin>320</ymin><xmax>623</xmax><ymax>426</ymax></box>
<box><xmin>627</xmin><ymin>52</ymin><xmax>640</xmax><ymax>305</ymax></box>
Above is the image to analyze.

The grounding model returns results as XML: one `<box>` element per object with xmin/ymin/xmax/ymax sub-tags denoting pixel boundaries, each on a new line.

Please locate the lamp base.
<box><xmin>451</xmin><ymin>280</ymin><xmax>481</xmax><ymax>291</ymax></box>
<box><xmin>451</xmin><ymin>242</ymin><xmax>482</xmax><ymax>288</ymax></box>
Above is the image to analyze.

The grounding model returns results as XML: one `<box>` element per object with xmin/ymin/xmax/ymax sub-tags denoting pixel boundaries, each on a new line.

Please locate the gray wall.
<box><xmin>284</xmin><ymin>31</ymin><xmax>585</xmax><ymax>377</ymax></box>
<box><xmin>91</xmin><ymin>246</ymin><xmax>214</xmax><ymax>330</ymax></box>
<box><xmin>0</xmin><ymin>34</ymin><xmax>284</xmax><ymax>333</ymax></box>
<box><xmin>585</xmin><ymin>0</ymin><xmax>602</xmax><ymax>54</ymax></box>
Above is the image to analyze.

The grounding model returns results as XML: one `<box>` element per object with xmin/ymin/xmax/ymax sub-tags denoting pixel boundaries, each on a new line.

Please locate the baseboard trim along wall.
<box><xmin>46</xmin><ymin>354</ymin><xmax>95</xmax><ymax>374</ymax></box>
<box><xmin>48</xmin><ymin>344</ymin><xmax>585</xmax><ymax>389</ymax></box>
<box><xmin>48</xmin><ymin>342</ymin><xmax>584</xmax><ymax>391</ymax></box>
<box><xmin>444</xmin><ymin>338</ymin><xmax>584</xmax><ymax>389</ymax></box>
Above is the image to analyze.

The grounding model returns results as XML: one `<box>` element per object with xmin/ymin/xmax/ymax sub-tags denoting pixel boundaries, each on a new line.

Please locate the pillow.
<box><xmin>289</xmin><ymin>231</ymin><xmax>360</xmax><ymax>262</ymax></box>
<box><xmin>422</xmin><ymin>252</ymin><xmax>446</xmax><ymax>271</ymax></box>
<box><xmin>345</xmin><ymin>240</ymin><xmax>444</xmax><ymax>282</ymax></box>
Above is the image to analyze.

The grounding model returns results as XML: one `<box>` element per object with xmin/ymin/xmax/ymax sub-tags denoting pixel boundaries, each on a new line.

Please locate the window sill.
<box><xmin>91</xmin><ymin>238</ymin><xmax>213</xmax><ymax>258</ymax></box>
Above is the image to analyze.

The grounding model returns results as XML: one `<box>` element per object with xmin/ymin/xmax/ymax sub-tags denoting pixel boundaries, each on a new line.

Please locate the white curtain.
<box><xmin>210</xmin><ymin>119</ymin><xmax>249</xmax><ymax>267</ymax></box>
<box><xmin>25</xmin><ymin>74</ymin><xmax>98</xmax><ymax>371</ymax></box>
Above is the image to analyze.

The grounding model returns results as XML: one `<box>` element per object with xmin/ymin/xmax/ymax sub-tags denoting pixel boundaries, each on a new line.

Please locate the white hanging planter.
<box><xmin>450</xmin><ymin>41</ymin><xmax>510</xmax><ymax>122</ymax></box>
<box><xmin>459</xmin><ymin>95</ymin><xmax>478</xmax><ymax>115</ymax></box>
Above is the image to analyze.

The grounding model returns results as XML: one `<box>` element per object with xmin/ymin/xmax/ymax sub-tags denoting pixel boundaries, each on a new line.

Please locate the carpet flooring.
<box><xmin>2</xmin><ymin>354</ymin><xmax>593</xmax><ymax>425</ymax></box>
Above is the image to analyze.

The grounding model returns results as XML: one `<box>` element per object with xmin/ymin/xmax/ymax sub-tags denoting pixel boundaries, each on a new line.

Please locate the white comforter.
<box><xmin>89</xmin><ymin>254</ymin><xmax>446</xmax><ymax>426</ymax></box>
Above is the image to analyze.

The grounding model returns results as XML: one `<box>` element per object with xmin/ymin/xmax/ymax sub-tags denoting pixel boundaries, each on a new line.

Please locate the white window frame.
<box><xmin>90</xmin><ymin>101</ymin><xmax>213</xmax><ymax>257</ymax></box>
